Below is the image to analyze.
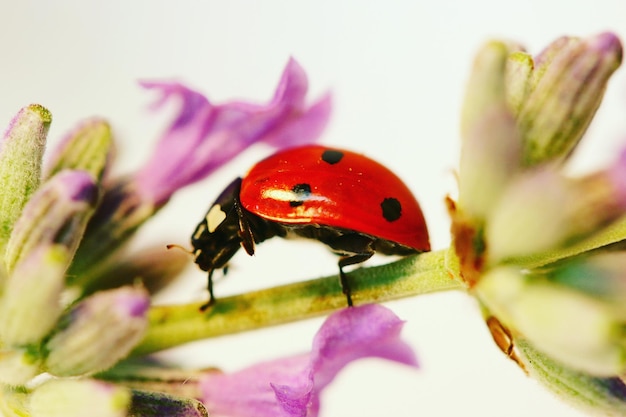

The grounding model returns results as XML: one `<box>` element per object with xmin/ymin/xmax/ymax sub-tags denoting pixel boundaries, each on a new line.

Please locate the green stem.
<box><xmin>133</xmin><ymin>249</ymin><xmax>463</xmax><ymax>356</ymax></box>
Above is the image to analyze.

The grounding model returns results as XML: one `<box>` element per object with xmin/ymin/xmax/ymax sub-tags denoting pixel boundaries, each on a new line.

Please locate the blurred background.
<box><xmin>1</xmin><ymin>1</ymin><xmax>626</xmax><ymax>416</ymax></box>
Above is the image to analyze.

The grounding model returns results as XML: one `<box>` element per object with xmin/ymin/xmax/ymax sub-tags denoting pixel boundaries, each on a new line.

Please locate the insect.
<box><xmin>191</xmin><ymin>144</ymin><xmax>430</xmax><ymax>310</ymax></box>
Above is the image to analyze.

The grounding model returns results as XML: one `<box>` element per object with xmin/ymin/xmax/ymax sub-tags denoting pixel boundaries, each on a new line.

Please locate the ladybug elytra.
<box><xmin>191</xmin><ymin>145</ymin><xmax>430</xmax><ymax>309</ymax></box>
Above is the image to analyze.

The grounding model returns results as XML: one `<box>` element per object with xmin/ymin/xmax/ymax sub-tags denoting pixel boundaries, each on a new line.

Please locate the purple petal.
<box><xmin>134</xmin><ymin>58</ymin><xmax>332</xmax><ymax>206</ymax></box>
<box><xmin>200</xmin><ymin>304</ymin><xmax>417</xmax><ymax>417</ymax></box>
<box><xmin>590</xmin><ymin>32</ymin><xmax>623</xmax><ymax>57</ymax></box>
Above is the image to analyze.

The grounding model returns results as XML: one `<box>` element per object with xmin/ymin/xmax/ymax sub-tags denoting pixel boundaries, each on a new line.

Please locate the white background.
<box><xmin>2</xmin><ymin>1</ymin><xmax>626</xmax><ymax>416</ymax></box>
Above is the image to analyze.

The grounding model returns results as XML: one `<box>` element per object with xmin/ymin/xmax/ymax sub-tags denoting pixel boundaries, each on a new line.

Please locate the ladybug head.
<box><xmin>191</xmin><ymin>178</ymin><xmax>246</xmax><ymax>272</ymax></box>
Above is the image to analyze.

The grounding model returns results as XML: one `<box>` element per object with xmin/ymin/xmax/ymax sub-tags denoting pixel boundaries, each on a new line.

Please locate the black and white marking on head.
<box><xmin>206</xmin><ymin>204</ymin><xmax>227</xmax><ymax>232</ymax></box>
<box><xmin>380</xmin><ymin>197</ymin><xmax>402</xmax><ymax>222</ymax></box>
<box><xmin>192</xmin><ymin>223</ymin><xmax>207</xmax><ymax>240</ymax></box>
<box><xmin>289</xmin><ymin>183</ymin><xmax>312</xmax><ymax>207</ymax></box>
<box><xmin>321</xmin><ymin>149</ymin><xmax>344</xmax><ymax>165</ymax></box>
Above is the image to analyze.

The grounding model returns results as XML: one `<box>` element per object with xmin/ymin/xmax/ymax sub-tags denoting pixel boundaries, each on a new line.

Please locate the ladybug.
<box><xmin>191</xmin><ymin>144</ymin><xmax>430</xmax><ymax>309</ymax></box>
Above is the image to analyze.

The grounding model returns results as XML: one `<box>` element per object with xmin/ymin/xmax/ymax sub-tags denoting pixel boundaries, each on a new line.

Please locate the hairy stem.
<box><xmin>133</xmin><ymin>249</ymin><xmax>463</xmax><ymax>355</ymax></box>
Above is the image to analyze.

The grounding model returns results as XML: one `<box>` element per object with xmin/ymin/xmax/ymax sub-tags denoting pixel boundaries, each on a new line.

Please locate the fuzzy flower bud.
<box><xmin>0</xmin><ymin>245</ymin><xmax>69</xmax><ymax>346</ymax></box>
<box><xmin>4</xmin><ymin>170</ymin><xmax>98</xmax><ymax>274</ymax></box>
<box><xmin>0</xmin><ymin>105</ymin><xmax>51</xmax><ymax>255</ymax></box>
<box><xmin>458</xmin><ymin>41</ymin><xmax>522</xmax><ymax>220</ymax></box>
<box><xmin>44</xmin><ymin>286</ymin><xmax>150</xmax><ymax>377</ymax></box>
<box><xmin>27</xmin><ymin>379</ymin><xmax>131</xmax><ymax>417</ymax></box>
<box><xmin>452</xmin><ymin>32</ymin><xmax>626</xmax><ymax>414</ymax></box>
<box><xmin>515</xmin><ymin>32</ymin><xmax>623</xmax><ymax>165</ymax></box>
<box><xmin>44</xmin><ymin>118</ymin><xmax>114</xmax><ymax>181</ymax></box>
<box><xmin>505</xmin><ymin>50</ymin><xmax>533</xmax><ymax>114</ymax></box>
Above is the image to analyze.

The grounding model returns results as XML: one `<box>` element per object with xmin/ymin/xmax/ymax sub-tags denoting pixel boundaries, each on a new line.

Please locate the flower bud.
<box><xmin>460</xmin><ymin>40</ymin><xmax>509</xmax><ymax>139</ymax></box>
<box><xmin>477</xmin><ymin>267</ymin><xmax>626</xmax><ymax>376</ymax></box>
<box><xmin>517</xmin><ymin>33</ymin><xmax>623</xmax><ymax>165</ymax></box>
<box><xmin>44</xmin><ymin>118</ymin><xmax>114</xmax><ymax>181</ymax></box>
<box><xmin>505</xmin><ymin>51</ymin><xmax>533</xmax><ymax>114</ymax></box>
<box><xmin>0</xmin><ymin>245</ymin><xmax>69</xmax><ymax>346</ymax></box>
<box><xmin>4</xmin><ymin>170</ymin><xmax>98</xmax><ymax>273</ymax></box>
<box><xmin>44</xmin><ymin>286</ymin><xmax>150</xmax><ymax>376</ymax></box>
<box><xmin>0</xmin><ymin>105</ymin><xmax>52</xmax><ymax>254</ymax></box>
<box><xmin>458</xmin><ymin>41</ymin><xmax>522</xmax><ymax>219</ymax></box>
<box><xmin>27</xmin><ymin>379</ymin><xmax>131</xmax><ymax>417</ymax></box>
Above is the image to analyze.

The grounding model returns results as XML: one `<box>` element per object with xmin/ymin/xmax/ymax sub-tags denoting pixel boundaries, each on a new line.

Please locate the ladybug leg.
<box><xmin>200</xmin><ymin>269</ymin><xmax>217</xmax><ymax>311</ymax></box>
<box><xmin>320</xmin><ymin>232</ymin><xmax>377</xmax><ymax>307</ymax></box>
<box><xmin>338</xmin><ymin>252</ymin><xmax>374</xmax><ymax>307</ymax></box>
<box><xmin>233</xmin><ymin>194</ymin><xmax>256</xmax><ymax>256</ymax></box>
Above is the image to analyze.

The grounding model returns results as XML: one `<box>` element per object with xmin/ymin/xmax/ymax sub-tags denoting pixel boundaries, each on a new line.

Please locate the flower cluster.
<box><xmin>4</xmin><ymin>31</ymin><xmax>626</xmax><ymax>417</ymax></box>
<box><xmin>0</xmin><ymin>60</ymin><xmax>412</xmax><ymax>417</ymax></box>
<box><xmin>448</xmin><ymin>32</ymin><xmax>626</xmax><ymax>413</ymax></box>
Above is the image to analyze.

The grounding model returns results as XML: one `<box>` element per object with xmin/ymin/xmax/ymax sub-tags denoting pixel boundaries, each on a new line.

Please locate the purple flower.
<box><xmin>200</xmin><ymin>304</ymin><xmax>417</xmax><ymax>417</ymax></box>
<box><xmin>134</xmin><ymin>58</ymin><xmax>332</xmax><ymax>206</ymax></box>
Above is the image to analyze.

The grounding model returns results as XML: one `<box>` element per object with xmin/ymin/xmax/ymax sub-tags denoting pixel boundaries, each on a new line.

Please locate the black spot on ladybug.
<box><xmin>289</xmin><ymin>183</ymin><xmax>312</xmax><ymax>207</ymax></box>
<box><xmin>321</xmin><ymin>149</ymin><xmax>344</xmax><ymax>165</ymax></box>
<box><xmin>380</xmin><ymin>197</ymin><xmax>402</xmax><ymax>222</ymax></box>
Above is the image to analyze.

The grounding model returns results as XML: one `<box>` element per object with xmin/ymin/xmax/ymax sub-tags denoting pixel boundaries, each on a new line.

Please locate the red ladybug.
<box><xmin>192</xmin><ymin>144</ymin><xmax>430</xmax><ymax>309</ymax></box>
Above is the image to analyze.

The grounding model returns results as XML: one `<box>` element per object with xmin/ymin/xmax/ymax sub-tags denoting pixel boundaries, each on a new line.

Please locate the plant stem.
<box><xmin>133</xmin><ymin>249</ymin><xmax>463</xmax><ymax>355</ymax></box>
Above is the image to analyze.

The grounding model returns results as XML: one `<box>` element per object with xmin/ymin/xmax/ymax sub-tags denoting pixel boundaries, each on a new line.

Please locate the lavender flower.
<box><xmin>449</xmin><ymin>32</ymin><xmax>626</xmax><ymax>413</ymax></box>
<box><xmin>0</xmin><ymin>245</ymin><xmax>69</xmax><ymax>348</ymax></box>
<box><xmin>5</xmin><ymin>31</ymin><xmax>625</xmax><ymax>417</ymax></box>
<box><xmin>44</xmin><ymin>286</ymin><xmax>150</xmax><ymax>377</ymax></box>
<box><xmin>200</xmin><ymin>304</ymin><xmax>417</xmax><ymax>417</ymax></box>
<box><xmin>67</xmin><ymin>58</ymin><xmax>331</xmax><ymax>288</ymax></box>
<box><xmin>136</xmin><ymin>58</ymin><xmax>332</xmax><ymax>206</ymax></box>
<box><xmin>4</xmin><ymin>169</ymin><xmax>98</xmax><ymax>273</ymax></box>
<box><xmin>0</xmin><ymin>59</ymin><xmax>336</xmax><ymax>417</ymax></box>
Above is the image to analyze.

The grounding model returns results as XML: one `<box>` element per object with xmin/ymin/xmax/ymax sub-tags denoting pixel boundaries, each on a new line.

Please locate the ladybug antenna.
<box><xmin>166</xmin><ymin>243</ymin><xmax>194</xmax><ymax>257</ymax></box>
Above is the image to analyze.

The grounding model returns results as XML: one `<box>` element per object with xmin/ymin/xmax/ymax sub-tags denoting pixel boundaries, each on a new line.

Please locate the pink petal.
<box><xmin>134</xmin><ymin>58</ymin><xmax>331</xmax><ymax>206</ymax></box>
<box><xmin>200</xmin><ymin>304</ymin><xmax>417</xmax><ymax>417</ymax></box>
